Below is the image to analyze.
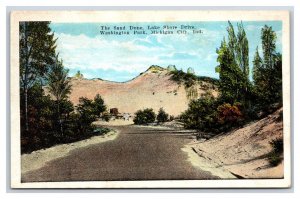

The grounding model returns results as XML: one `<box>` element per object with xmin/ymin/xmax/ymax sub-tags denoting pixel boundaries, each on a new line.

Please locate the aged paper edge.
<box><xmin>10</xmin><ymin>10</ymin><xmax>291</xmax><ymax>188</ymax></box>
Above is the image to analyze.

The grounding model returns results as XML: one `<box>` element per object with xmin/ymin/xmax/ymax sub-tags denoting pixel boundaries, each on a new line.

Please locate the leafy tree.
<box><xmin>47</xmin><ymin>56</ymin><xmax>72</xmax><ymax>133</ymax></box>
<box><xmin>157</xmin><ymin>108</ymin><xmax>169</xmax><ymax>123</ymax></box>
<box><xmin>75</xmin><ymin>95</ymin><xmax>107</xmax><ymax>132</ymax></box>
<box><xmin>76</xmin><ymin>97</ymin><xmax>97</xmax><ymax>132</ymax></box>
<box><xmin>262</xmin><ymin>25</ymin><xmax>277</xmax><ymax>70</ymax></box>
<box><xmin>216</xmin><ymin>21</ymin><xmax>250</xmax><ymax>107</ymax></box>
<box><xmin>133</xmin><ymin>108</ymin><xmax>156</xmax><ymax>124</ymax></box>
<box><xmin>181</xmin><ymin>93</ymin><xmax>219</xmax><ymax>131</ymax></box>
<box><xmin>253</xmin><ymin>26</ymin><xmax>282</xmax><ymax>107</ymax></box>
<box><xmin>93</xmin><ymin>94</ymin><xmax>106</xmax><ymax>116</ymax></box>
<box><xmin>216</xmin><ymin>38</ymin><xmax>242</xmax><ymax>103</ymax></box>
<box><xmin>19</xmin><ymin>22</ymin><xmax>57</xmax><ymax>131</ymax></box>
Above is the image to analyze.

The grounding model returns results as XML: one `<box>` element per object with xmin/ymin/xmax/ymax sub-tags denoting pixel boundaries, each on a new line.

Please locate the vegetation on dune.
<box><xmin>168</xmin><ymin>66</ymin><xmax>219</xmax><ymax>101</ymax></box>
<box><xmin>268</xmin><ymin>137</ymin><xmax>283</xmax><ymax>166</ymax></box>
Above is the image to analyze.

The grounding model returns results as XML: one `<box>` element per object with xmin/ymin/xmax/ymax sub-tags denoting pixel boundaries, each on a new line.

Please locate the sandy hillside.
<box><xmin>187</xmin><ymin>108</ymin><xmax>284</xmax><ymax>179</ymax></box>
<box><xmin>68</xmin><ymin>66</ymin><xmax>217</xmax><ymax>116</ymax></box>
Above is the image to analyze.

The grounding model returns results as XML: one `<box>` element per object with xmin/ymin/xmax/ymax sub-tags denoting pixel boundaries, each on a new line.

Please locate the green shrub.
<box><xmin>133</xmin><ymin>108</ymin><xmax>156</xmax><ymax>124</ymax></box>
<box><xmin>157</xmin><ymin>108</ymin><xmax>169</xmax><ymax>123</ymax></box>
<box><xmin>181</xmin><ymin>93</ymin><xmax>219</xmax><ymax>132</ymax></box>
<box><xmin>268</xmin><ymin>138</ymin><xmax>283</xmax><ymax>166</ymax></box>
<box><xmin>270</xmin><ymin>138</ymin><xmax>283</xmax><ymax>154</ymax></box>
<box><xmin>268</xmin><ymin>152</ymin><xmax>283</xmax><ymax>166</ymax></box>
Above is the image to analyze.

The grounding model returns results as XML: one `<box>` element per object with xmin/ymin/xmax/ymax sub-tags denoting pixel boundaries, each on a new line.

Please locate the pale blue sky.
<box><xmin>50</xmin><ymin>21</ymin><xmax>282</xmax><ymax>82</ymax></box>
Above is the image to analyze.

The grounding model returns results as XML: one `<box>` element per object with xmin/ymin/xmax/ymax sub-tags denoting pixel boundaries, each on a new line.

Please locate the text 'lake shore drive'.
<box><xmin>99</xmin><ymin>25</ymin><xmax>203</xmax><ymax>35</ymax></box>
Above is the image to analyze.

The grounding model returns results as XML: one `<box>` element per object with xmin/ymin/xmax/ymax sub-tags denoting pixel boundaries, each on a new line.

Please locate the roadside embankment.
<box><xmin>184</xmin><ymin>108</ymin><xmax>284</xmax><ymax>179</ymax></box>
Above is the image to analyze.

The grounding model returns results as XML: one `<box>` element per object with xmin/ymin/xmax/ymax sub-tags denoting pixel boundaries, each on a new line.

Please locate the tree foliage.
<box><xmin>133</xmin><ymin>108</ymin><xmax>156</xmax><ymax>125</ymax></box>
<box><xmin>19</xmin><ymin>21</ymin><xmax>57</xmax><ymax>131</ymax></box>
<box><xmin>253</xmin><ymin>25</ymin><xmax>282</xmax><ymax>107</ymax></box>
<box><xmin>157</xmin><ymin>108</ymin><xmax>169</xmax><ymax>123</ymax></box>
<box><xmin>216</xmin><ymin>21</ymin><xmax>251</xmax><ymax>106</ymax></box>
<box><xmin>19</xmin><ymin>22</ymin><xmax>109</xmax><ymax>154</ymax></box>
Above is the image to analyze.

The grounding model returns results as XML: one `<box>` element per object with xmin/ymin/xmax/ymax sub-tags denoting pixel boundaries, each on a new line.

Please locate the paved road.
<box><xmin>22</xmin><ymin>125</ymin><xmax>218</xmax><ymax>182</ymax></box>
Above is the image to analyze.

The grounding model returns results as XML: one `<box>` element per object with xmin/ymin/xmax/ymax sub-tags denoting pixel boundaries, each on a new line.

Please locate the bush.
<box><xmin>270</xmin><ymin>138</ymin><xmax>283</xmax><ymax>154</ymax></box>
<box><xmin>217</xmin><ymin>103</ymin><xmax>243</xmax><ymax>125</ymax></box>
<box><xmin>157</xmin><ymin>108</ymin><xmax>169</xmax><ymax>123</ymax></box>
<box><xmin>268</xmin><ymin>152</ymin><xmax>283</xmax><ymax>166</ymax></box>
<box><xmin>181</xmin><ymin>93</ymin><xmax>219</xmax><ymax>132</ymax></box>
<box><xmin>133</xmin><ymin>108</ymin><xmax>156</xmax><ymax>124</ymax></box>
<box><xmin>268</xmin><ymin>138</ymin><xmax>283</xmax><ymax>166</ymax></box>
<box><xmin>169</xmin><ymin>115</ymin><xmax>175</xmax><ymax>121</ymax></box>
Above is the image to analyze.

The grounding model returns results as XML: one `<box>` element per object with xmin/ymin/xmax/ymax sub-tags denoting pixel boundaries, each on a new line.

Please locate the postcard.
<box><xmin>10</xmin><ymin>10</ymin><xmax>291</xmax><ymax>188</ymax></box>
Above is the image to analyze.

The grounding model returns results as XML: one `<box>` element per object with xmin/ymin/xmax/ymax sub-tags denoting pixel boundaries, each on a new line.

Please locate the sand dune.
<box><xmin>68</xmin><ymin>67</ymin><xmax>216</xmax><ymax>116</ymax></box>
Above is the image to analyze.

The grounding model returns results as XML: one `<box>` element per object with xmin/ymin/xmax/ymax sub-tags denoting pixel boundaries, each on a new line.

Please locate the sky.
<box><xmin>50</xmin><ymin>21</ymin><xmax>282</xmax><ymax>82</ymax></box>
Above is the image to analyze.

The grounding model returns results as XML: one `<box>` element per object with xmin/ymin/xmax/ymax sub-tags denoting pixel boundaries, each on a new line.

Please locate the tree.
<box><xmin>47</xmin><ymin>56</ymin><xmax>72</xmax><ymax>133</ymax></box>
<box><xmin>216</xmin><ymin>38</ymin><xmax>241</xmax><ymax>103</ymax></box>
<box><xmin>76</xmin><ymin>97</ymin><xmax>97</xmax><ymax>132</ymax></box>
<box><xmin>252</xmin><ymin>26</ymin><xmax>282</xmax><ymax>107</ymax></box>
<box><xmin>181</xmin><ymin>93</ymin><xmax>218</xmax><ymax>132</ymax></box>
<box><xmin>19</xmin><ymin>22</ymin><xmax>57</xmax><ymax>131</ymax></box>
<box><xmin>261</xmin><ymin>25</ymin><xmax>277</xmax><ymax>70</ymax></box>
<box><xmin>216</xmin><ymin>21</ymin><xmax>250</xmax><ymax>106</ymax></box>
<box><xmin>157</xmin><ymin>108</ymin><xmax>169</xmax><ymax>123</ymax></box>
<box><xmin>93</xmin><ymin>94</ymin><xmax>106</xmax><ymax>116</ymax></box>
<box><xmin>133</xmin><ymin>108</ymin><xmax>156</xmax><ymax>125</ymax></box>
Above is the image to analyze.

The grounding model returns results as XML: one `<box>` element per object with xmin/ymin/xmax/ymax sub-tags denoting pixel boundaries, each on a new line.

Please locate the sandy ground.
<box><xmin>93</xmin><ymin>119</ymin><xmax>134</xmax><ymax>126</ymax></box>
<box><xmin>186</xmin><ymin>108</ymin><xmax>284</xmax><ymax>179</ymax></box>
<box><xmin>21</xmin><ymin>130</ymin><xmax>118</xmax><ymax>175</ymax></box>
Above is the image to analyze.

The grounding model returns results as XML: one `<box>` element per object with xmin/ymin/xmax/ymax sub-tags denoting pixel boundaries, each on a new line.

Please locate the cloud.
<box><xmin>159</xmin><ymin>52</ymin><xmax>199</xmax><ymax>60</ymax></box>
<box><xmin>53</xmin><ymin>32</ymin><xmax>217</xmax><ymax>75</ymax></box>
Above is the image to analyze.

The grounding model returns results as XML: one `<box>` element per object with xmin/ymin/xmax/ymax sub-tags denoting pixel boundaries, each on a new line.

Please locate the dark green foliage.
<box><xmin>197</xmin><ymin>76</ymin><xmax>219</xmax><ymax>86</ymax></box>
<box><xmin>169</xmin><ymin>69</ymin><xmax>198</xmax><ymax>88</ymax></box>
<box><xmin>157</xmin><ymin>108</ymin><xmax>169</xmax><ymax>123</ymax></box>
<box><xmin>180</xmin><ymin>93</ymin><xmax>219</xmax><ymax>132</ymax></box>
<box><xmin>133</xmin><ymin>108</ymin><xmax>156</xmax><ymax>125</ymax></box>
<box><xmin>76</xmin><ymin>97</ymin><xmax>97</xmax><ymax>132</ymax></box>
<box><xmin>216</xmin><ymin>21</ymin><xmax>251</xmax><ymax>107</ymax></box>
<box><xmin>216</xmin><ymin>38</ymin><xmax>243</xmax><ymax>104</ymax></box>
<box><xmin>19</xmin><ymin>22</ymin><xmax>109</xmax><ymax>154</ymax></box>
<box><xmin>93</xmin><ymin>94</ymin><xmax>107</xmax><ymax>116</ymax></box>
<box><xmin>270</xmin><ymin>138</ymin><xmax>283</xmax><ymax>154</ymax></box>
<box><xmin>253</xmin><ymin>25</ymin><xmax>282</xmax><ymax>109</ymax></box>
<box><xmin>47</xmin><ymin>56</ymin><xmax>72</xmax><ymax>133</ymax></box>
<box><xmin>268</xmin><ymin>137</ymin><xmax>283</xmax><ymax>166</ymax></box>
<box><xmin>181</xmin><ymin>92</ymin><xmax>245</xmax><ymax>134</ymax></box>
<box><xmin>20</xmin><ymin>21</ymin><xmax>57</xmax><ymax>132</ymax></box>
<box><xmin>75</xmin><ymin>95</ymin><xmax>106</xmax><ymax>132</ymax></box>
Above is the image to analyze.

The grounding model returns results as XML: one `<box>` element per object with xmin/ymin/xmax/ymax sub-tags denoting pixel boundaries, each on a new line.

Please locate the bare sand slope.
<box><xmin>69</xmin><ymin>68</ymin><xmax>216</xmax><ymax>116</ymax></box>
<box><xmin>186</xmin><ymin>108</ymin><xmax>284</xmax><ymax>179</ymax></box>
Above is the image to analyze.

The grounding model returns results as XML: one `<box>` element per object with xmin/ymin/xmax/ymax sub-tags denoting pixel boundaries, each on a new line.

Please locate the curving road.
<box><xmin>22</xmin><ymin>125</ymin><xmax>218</xmax><ymax>182</ymax></box>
